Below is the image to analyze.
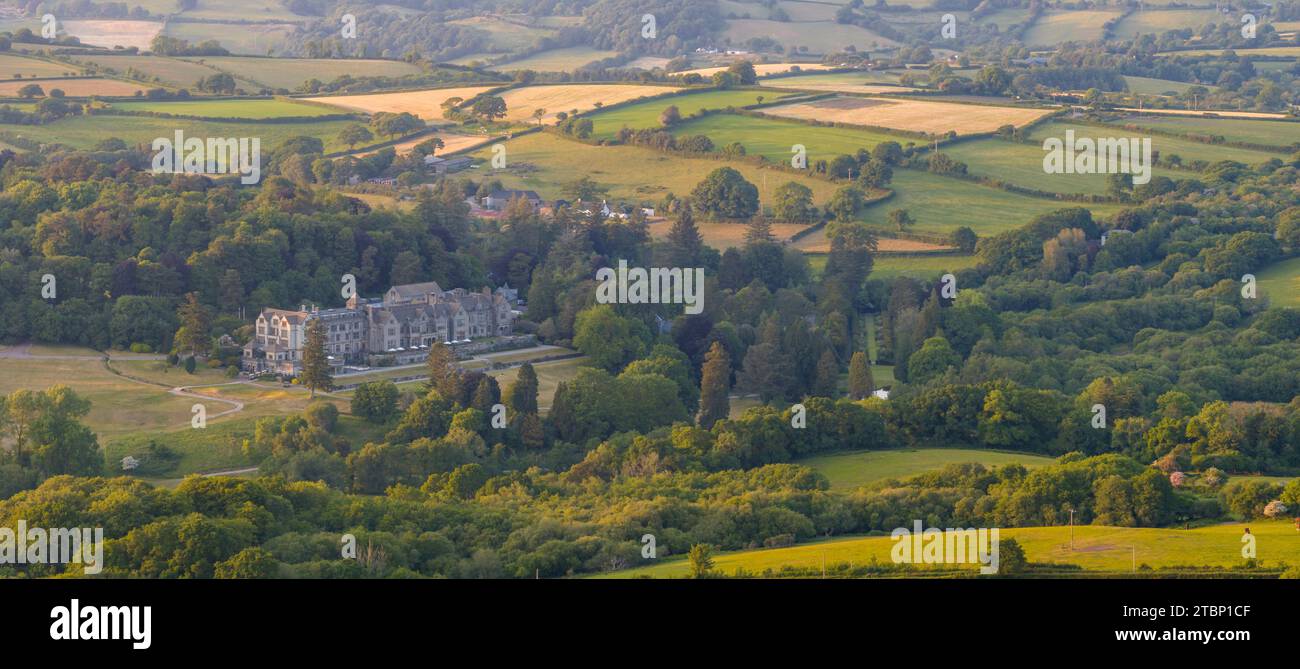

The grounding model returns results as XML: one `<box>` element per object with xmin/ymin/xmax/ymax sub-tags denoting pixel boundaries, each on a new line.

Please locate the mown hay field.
<box><xmin>0</xmin><ymin>77</ymin><xmax>148</xmax><ymax>96</ymax></box>
<box><xmin>497</xmin><ymin>84</ymin><xmax>681</xmax><ymax>123</ymax></box>
<box><xmin>305</xmin><ymin>86</ymin><xmax>500</xmax><ymax>119</ymax></box>
<box><xmin>762</xmin><ymin>96</ymin><xmax>1053</xmax><ymax>135</ymax></box>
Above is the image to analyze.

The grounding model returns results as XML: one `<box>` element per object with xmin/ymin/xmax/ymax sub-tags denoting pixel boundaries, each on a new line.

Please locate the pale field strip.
<box><xmin>62</xmin><ymin>20</ymin><xmax>163</xmax><ymax>51</ymax></box>
<box><xmin>760</xmin><ymin>80</ymin><xmax>919</xmax><ymax>94</ymax></box>
<box><xmin>793</xmin><ymin>235</ymin><xmax>955</xmax><ymax>254</ymax></box>
<box><xmin>675</xmin><ymin>62</ymin><xmax>836</xmax><ymax>78</ymax></box>
<box><xmin>0</xmin><ymin>77</ymin><xmax>148</xmax><ymax>96</ymax></box>
<box><xmin>354</xmin><ymin>132</ymin><xmax>495</xmax><ymax>157</ymax></box>
<box><xmin>1113</xmin><ymin>107</ymin><xmax>1293</xmax><ymax>120</ymax></box>
<box><xmin>761</xmin><ymin>96</ymin><xmax>1053</xmax><ymax>135</ymax></box>
<box><xmin>304</xmin><ymin>86</ymin><xmax>501</xmax><ymax>120</ymax></box>
<box><xmin>496</xmin><ymin>84</ymin><xmax>681</xmax><ymax>122</ymax></box>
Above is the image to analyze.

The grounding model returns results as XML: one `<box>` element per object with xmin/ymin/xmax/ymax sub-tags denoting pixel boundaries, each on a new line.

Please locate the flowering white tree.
<box><xmin>1170</xmin><ymin>471</ymin><xmax>1186</xmax><ymax>487</ymax></box>
<box><xmin>1263</xmin><ymin>500</ymin><xmax>1288</xmax><ymax>518</ymax></box>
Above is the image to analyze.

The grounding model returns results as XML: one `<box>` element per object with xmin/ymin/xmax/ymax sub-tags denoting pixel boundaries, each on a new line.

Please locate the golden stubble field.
<box><xmin>0</xmin><ymin>77</ymin><xmax>149</xmax><ymax>96</ymax></box>
<box><xmin>306</xmin><ymin>85</ymin><xmax>501</xmax><ymax>120</ymax></box>
<box><xmin>496</xmin><ymin>84</ymin><xmax>680</xmax><ymax>122</ymax></box>
<box><xmin>763</xmin><ymin>96</ymin><xmax>1053</xmax><ymax>135</ymax></box>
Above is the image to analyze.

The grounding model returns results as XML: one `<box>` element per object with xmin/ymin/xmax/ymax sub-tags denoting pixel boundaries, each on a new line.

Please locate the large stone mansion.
<box><xmin>243</xmin><ymin>281</ymin><xmax>517</xmax><ymax>375</ymax></box>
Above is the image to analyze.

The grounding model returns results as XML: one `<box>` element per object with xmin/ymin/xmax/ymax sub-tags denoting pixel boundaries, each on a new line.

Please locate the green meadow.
<box><xmin>596</xmin><ymin>521</ymin><xmax>1300</xmax><ymax>577</ymax></box>
<box><xmin>943</xmin><ymin>137</ymin><xmax>1182</xmax><ymax>196</ymax></box>
<box><xmin>801</xmin><ymin>448</ymin><xmax>1058</xmax><ymax>491</ymax></box>
<box><xmin>588</xmin><ymin>89</ymin><xmax>796</xmax><ymax>140</ymax></box>
<box><xmin>1022</xmin><ymin>10</ymin><xmax>1123</xmax><ymax>46</ymax></box>
<box><xmin>669</xmin><ymin>112</ymin><xmax>914</xmax><ymax>164</ymax></box>
<box><xmin>489</xmin><ymin>47</ymin><xmax>621</xmax><ymax>73</ymax></box>
<box><xmin>0</xmin><ymin>114</ymin><xmax>362</xmax><ymax>153</ymax></box>
<box><xmin>1113</xmin><ymin>114</ymin><xmax>1300</xmax><ymax>149</ymax></box>
<box><xmin>179</xmin><ymin>56</ymin><xmax>423</xmax><ymax>90</ymax></box>
<box><xmin>1029</xmin><ymin>120</ymin><xmax>1282</xmax><ymax>166</ymax></box>
<box><xmin>470</xmin><ymin>131</ymin><xmax>848</xmax><ymax>206</ymax></box>
<box><xmin>1257</xmin><ymin>256</ymin><xmax>1300</xmax><ymax>308</ymax></box>
<box><xmin>1123</xmin><ymin>75</ymin><xmax>1214</xmax><ymax>96</ymax></box>
<box><xmin>858</xmin><ymin>169</ymin><xmax>1125</xmax><ymax>236</ymax></box>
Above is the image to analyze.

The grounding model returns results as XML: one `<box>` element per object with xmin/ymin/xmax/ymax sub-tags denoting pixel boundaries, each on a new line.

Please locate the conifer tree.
<box><xmin>847</xmin><ymin>351</ymin><xmax>874</xmax><ymax>400</ymax></box>
<box><xmin>697</xmin><ymin>341</ymin><xmax>731</xmax><ymax>429</ymax></box>
<box><xmin>300</xmin><ymin>318</ymin><xmax>334</xmax><ymax>398</ymax></box>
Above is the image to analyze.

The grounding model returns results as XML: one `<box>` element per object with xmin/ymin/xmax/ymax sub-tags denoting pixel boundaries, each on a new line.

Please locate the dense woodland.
<box><xmin>2</xmin><ymin>1</ymin><xmax>1300</xmax><ymax>577</ymax></box>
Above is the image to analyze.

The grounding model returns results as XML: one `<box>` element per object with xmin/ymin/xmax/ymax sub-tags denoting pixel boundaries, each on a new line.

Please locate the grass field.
<box><xmin>178</xmin><ymin>0</ymin><xmax>305</xmax><ymax>22</ymax></box>
<box><xmin>758</xmin><ymin>71</ymin><xmax>917</xmax><ymax>94</ymax></box>
<box><xmin>183</xmin><ymin>57</ymin><xmax>423</xmax><ymax>90</ymax></box>
<box><xmin>653</xmin><ymin>220</ymin><xmax>811</xmax><ymax>250</ymax></box>
<box><xmin>306</xmin><ymin>85</ymin><xmax>499</xmax><ymax>120</ymax></box>
<box><xmin>489</xmin><ymin>47</ymin><xmax>622</xmax><ymax>73</ymax></box>
<box><xmin>943</xmin><ymin>137</ymin><xmax>1183</xmax><ymax>195</ymax></box>
<box><xmin>1022</xmin><ymin>10</ymin><xmax>1124</xmax><ymax>46</ymax></box>
<box><xmin>761</xmin><ymin>96</ymin><xmax>1052</xmax><ymax>136</ymax></box>
<box><xmin>0</xmin><ymin>53</ymin><xmax>83</xmax><ymax>79</ymax></box>
<box><xmin>676</xmin><ymin>62</ymin><xmax>836</xmax><ymax>78</ymax></box>
<box><xmin>488</xmin><ymin>357</ymin><xmax>589</xmax><ymax>412</ymax></box>
<box><xmin>1113</xmin><ymin>114</ymin><xmax>1300</xmax><ymax>149</ymax></box>
<box><xmin>1159</xmin><ymin>46</ymin><xmax>1300</xmax><ymax>58</ymax></box>
<box><xmin>68</xmin><ymin>54</ymin><xmax>242</xmax><ymax>89</ymax></box>
<box><xmin>0</xmin><ymin>78</ymin><xmax>148</xmax><ymax>97</ymax></box>
<box><xmin>0</xmin><ymin>357</ymin><xmax>197</xmax><ymax>442</ymax></box>
<box><xmin>587</xmin><ymin>89</ymin><xmax>796</xmax><ymax>140</ymax></box>
<box><xmin>858</xmin><ymin>169</ymin><xmax>1125</xmax><ymax>236</ymax></box>
<box><xmin>973</xmin><ymin>7</ymin><xmax>1035</xmax><ymax>29</ymax></box>
<box><xmin>1113</xmin><ymin>9</ymin><xmax>1227</xmax><ymax>39</ymax></box>
<box><xmin>668</xmin><ymin>112</ymin><xmax>911</xmax><ymax>164</ymax></box>
<box><xmin>1</xmin><ymin>114</ymin><xmax>362</xmax><ymax>153</ymax></box>
<box><xmin>808</xmin><ymin>253</ymin><xmax>979</xmax><ymax>281</ymax></box>
<box><xmin>793</xmin><ymin>231</ymin><xmax>952</xmax><ymax>254</ymax></box>
<box><xmin>448</xmin><ymin>16</ymin><xmax>556</xmax><ymax>51</ymax></box>
<box><xmin>596</xmin><ymin>521</ymin><xmax>1300</xmax><ymax>577</ymax></box>
<box><xmin>1123</xmin><ymin>75</ymin><xmax>1213</xmax><ymax>96</ymax></box>
<box><xmin>1029</xmin><ymin>121</ymin><xmax>1282</xmax><ymax>166</ymax></box>
<box><xmin>722</xmin><ymin>19</ymin><xmax>899</xmax><ymax>53</ymax></box>
<box><xmin>163</xmin><ymin>21</ymin><xmax>298</xmax><ymax>56</ymax></box>
<box><xmin>468</xmin><ymin>131</ymin><xmax>849</xmax><ymax>206</ymax></box>
<box><xmin>497</xmin><ymin>84</ymin><xmax>681</xmax><ymax>123</ymax></box>
<box><xmin>1256</xmin><ymin>256</ymin><xmax>1300</xmax><ymax>308</ymax></box>
<box><xmin>801</xmin><ymin>448</ymin><xmax>1058</xmax><ymax>490</ymax></box>
<box><xmin>62</xmin><ymin>19</ymin><xmax>163</xmax><ymax>51</ymax></box>
<box><xmin>111</xmin><ymin>98</ymin><xmax>353</xmax><ymax>118</ymax></box>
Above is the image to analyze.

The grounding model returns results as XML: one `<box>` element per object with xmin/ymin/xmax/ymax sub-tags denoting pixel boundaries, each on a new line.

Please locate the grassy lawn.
<box><xmin>489</xmin><ymin>47</ymin><xmax>621</xmax><ymax>73</ymax></box>
<box><xmin>801</xmin><ymin>447</ymin><xmax>1057</xmax><ymax>491</ymax></box>
<box><xmin>1113</xmin><ymin>114</ymin><xmax>1300</xmax><ymax>149</ymax></box>
<box><xmin>489</xmin><ymin>356</ymin><xmax>590</xmax><ymax>412</ymax></box>
<box><xmin>588</xmin><ymin>89</ymin><xmax>796</xmax><ymax>140</ymax></box>
<box><xmin>1256</xmin><ymin>256</ymin><xmax>1300</xmax><ymax>308</ymax></box>
<box><xmin>944</xmin><ymin>137</ymin><xmax>1183</xmax><ymax>195</ymax></box>
<box><xmin>1029</xmin><ymin>120</ymin><xmax>1283</xmax><ymax>167</ymax></box>
<box><xmin>669</xmin><ymin>112</ymin><xmax>914</xmax><ymax>164</ymax></box>
<box><xmin>595</xmin><ymin>521</ymin><xmax>1300</xmax><ymax>577</ymax></box>
<box><xmin>110</xmin><ymin>98</ymin><xmax>353</xmax><ymax>118</ymax></box>
<box><xmin>110</xmin><ymin>359</ymin><xmax>230</xmax><ymax>386</ymax></box>
<box><xmin>0</xmin><ymin>114</ymin><xmax>362</xmax><ymax>153</ymax></box>
<box><xmin>858</xmin><ymin>169</ymin><xmax>1125</xmax><ymax>237</ymax></box>
<box><xmin>469</xmin><ymin>131</ymin><xmax>850</xmax><ymax>207</ymax></box>
<box><xmin>0</xmin><ymin>357</ymin><xmax>198</xmax><ymax>441</ymax></box>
